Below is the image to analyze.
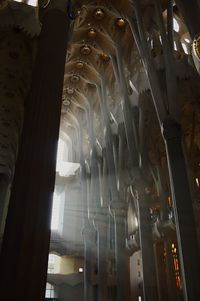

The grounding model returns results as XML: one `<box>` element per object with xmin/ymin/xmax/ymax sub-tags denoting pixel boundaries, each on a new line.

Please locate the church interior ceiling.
<box><xmin>0</xmin><ymin>0</ymin><xmax>200</xmax><ymax>252</ymax></box>
<box><xmin>0</xmin><ymin>0</ymin><xmax>200</xmax><ymax>299</ymax></box>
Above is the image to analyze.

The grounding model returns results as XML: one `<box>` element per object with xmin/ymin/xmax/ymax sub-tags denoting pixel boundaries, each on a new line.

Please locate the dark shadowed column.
<box><xmin>163</xmin><ymin>117</ymin><xmax>200</xmax><ymax>301</ymax></box>
<box><xmin>175</xmin><ymin>0</ymin><xmax>200</xmax><ymax>40</ymax></box>
<box><xmin>137</xmin><ymin>192</ymin><xmax>159</xmax><ymax>301</ymax></box>
<box><xmin>110</xmin><ymin>201</ymin><xmax>130</xmax><ymax>301</ymax></box>
<box><xmin>83</xmin><ymin>223</ymin><xmax>97</xmax><ymax>301</ymax></box>
<box><xmin>0</xmin><ymin>1</ymin><xmax>70</xmax><ymax>300</ymax></box>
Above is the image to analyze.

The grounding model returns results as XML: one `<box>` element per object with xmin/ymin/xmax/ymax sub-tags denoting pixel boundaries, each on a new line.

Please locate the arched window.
<box><xmin>51</xmin><ymin>191</ymin><xmax>63</xmax><ymax>232</ymax></box>
<box><xmin>45</xmin><ymin>282</ymin><xmax>58</xmax><ymax>299</ymax></box>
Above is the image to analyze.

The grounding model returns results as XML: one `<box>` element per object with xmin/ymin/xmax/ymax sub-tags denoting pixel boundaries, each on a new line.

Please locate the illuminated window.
<box><xmin>185</xmin><ymin>38</ymin><xmax>190</xmax><ymax>44</ymax></box>
<box><xmin>173</xmin><ymin>19</ymin><xmax>180</xmax><ymax>32</ymax></box>
<box><xmin>172</xmin><ymin>243</ymin><xmax>182</xmax><ymax>289</ymax></box>
<box><xmin>168</xmin><ymin>196</ymin><xmax>172</xmax><ymax>207</ymax></box>
<box><xmin>15</xmin><ymin>0</ymin><xmax>38</xmax><ymax>5</ymax></box>
<box><xmin>163</xmin><ymin>248</ymin><xmax>167</xmax><ymax>269</ymax></box>
<box><xmin>56</xmin><ymin>139</ymin><xmax>79</xmax><ymax>177</ymax></box>
<box><xmin>45</xmin><ymin>282</ymin><xmax>58</xmax><ymax>299</ymax></box>
<box><xmin>182</xmin><ymin>43</ymin><xmax>189</xmax><ymax>54</ymax></box>
<box><xmin>28</xmin><ymin>0</ymin><xmax>37</xmax><ymax>6</ymax></box>
<box><xmin>47</xmin><ymin>254</ymin><xmax>61</xmax><ymax>274</ymax></box>
<box><xmin>48</xmin><ymin>254</ymin><xmax>56</xmax><ymax>274</ymax></box>
<box><xmin>51</xmin><ymin>139</ymin><xmax>80</xmax><ymax>232</ymax></box>
<box><xmin>51</xmin><ymin>192</ymin><xmax>63</xmax><ymax>231</ymax></box>
<box><xmin>79</xmin><ymin>267</ymin><xmax>84</xmax><ymax>273</ymax></box>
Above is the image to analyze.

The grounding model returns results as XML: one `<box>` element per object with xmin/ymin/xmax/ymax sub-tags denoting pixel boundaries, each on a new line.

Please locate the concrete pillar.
<box><xmin>0</xmin><ymin>26</ymin><xmax>33</xmax><ymax>247</ymax></box>
<box><xmin>137</xmin><ymin>190</ymin><xmax>159</xmax><ymax>301</ymax></box>
<box><xmin>112</xmin><ymin>51</ymin><xmax>139</xmax><ymax>168</ymax></box>
<box><xmin>94</xmin><ymin>213</ymin><xmax>109</xmax><ymax>301</ymax></box>
<box><xmin>163</xmin><ymin>117</ymin><xmax>200</xmax><ymax>301</ymax></box>
<box><xmin>98</xmin><ymin>80</ymin><xmax>131</xmax><ymax>300</ymax></box>
<box><xmin>111</xmin><ymin>201</ymin><xmax>130</xmax><ymax>301</ymax></box>
<box><xmin>78</xmin><ymin>114</ymin><xmax>97</xmax><ymax>301</ymax></box>
<box><xmin>0</xmin><ymin>175</ymin><xmax>10</xmax><ymax>250</ymax></box>
<box><xmin>0</xmin><ymin>1</ymin><xmax>70</xmax><ymax>300</ymax></box>
<box><xmin>90</xmin><ymin>150</ymin><xmax>109</xmax><ymax>301</ymax></box>
<box><xmin>154</xmin><ymin>240</ymin><xmax>168</xmax><ymax>301</ymax></box>
<box><xmin>98</xmin><ymin>82</ymin><xmax>118</xmax><ymax>201</ymax></box>
<box><xmin>83</xmin><ymin>223</ymin><xmax>97</xmax><ymax>301</ymax></box>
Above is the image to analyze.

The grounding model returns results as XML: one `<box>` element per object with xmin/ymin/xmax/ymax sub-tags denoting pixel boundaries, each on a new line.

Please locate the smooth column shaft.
<box><xmin>138</xmin><ymin>194</ymin><xmax>159</xmax><ymax>301</ymax></box>
<box><xmin>0</xmin><ymin>9</ymin><xmax>69</xmax><ymax>301</ymax></box>
<box><xmin>163</xmin><ymin>119</ymin><xmax>200</xmax><ymax>301</ymax></box>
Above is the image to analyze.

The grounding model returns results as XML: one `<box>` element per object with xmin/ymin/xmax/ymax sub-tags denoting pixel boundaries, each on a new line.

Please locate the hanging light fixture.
<box><xmin>63</xmin><ymin>98</ymin><xmax>71</xmax><ymax>106</ymax></box>
<box><xmin>88</xmin><ymin>28</ymin><xmax>97</xmax><ymax>37</ymax></box>
<box><xmin>115</xmin><ymin>18</ymin><xmax>126</xmax><ymax>28</ymax></box>
<box><xmin>76</xmin><ymin>61</ymin><xmax>84</xmax><ymax>69</ymax></box>
<box><xmin>70</xmin><ymin>75</ymin><xmax>80</xmax><ymax>83</ymax></box>
<box><xmin>66</xmin><ymin>87</ymin><xmax>75</xmax><ymax>95</ymax></box>
<box><xmin>80</xmin><ymin>45</ymin><xmax>92</xmax><ymax>55</ymax></box>
<box><xmin>93</xmin><ymin>8</ymin><xmax>105</xmax><ymax>20</ymax></box>
<box><xmin>100</xmin><ymin>53</ymin><xmax>110</xmax><ymax>62</ymax></box>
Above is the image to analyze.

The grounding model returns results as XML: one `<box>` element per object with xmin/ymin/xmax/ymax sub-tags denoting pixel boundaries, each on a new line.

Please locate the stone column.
<box><xmin>83</xmin><ymin>223</ymin><xmax>97</xmax><ymax>301</ymax></box>
<box><xmin>0</xmin><ymin>1</ymin><xmax>70</xmax><ymax>300</ymax></box>
<box><xmin>0</xmin><ymin>26</ymin><xmax>33</xmax><ymax>248</ymax></box>
<box><xmin>90</xmin><ymin>148</ymin><xmax>109</xmax><ymax>301</ymax></box>
<box><xmin>98</xmin><ymin>81</ymin><xmax>118</xmax><ymax>201</ymax></box>
<box><xmin>154</xmin><ymin>240</ymin><xmax>168</xmax><ymax>301</ymax></box>
<box><xmin>111</xmin><ymin>201</ymin><xmax>130</xmax><ymax>301</ymax></box>
<box><xmin>94</xmin><ymin>213</ymin><xmax>109</xmax><ymax>301</ymax></box>
<box><xmin>137</xmin><ymin>190</ymin><xmax>159</xmax><ymax>301</ymax></box>
<box><xmin>79</xmin><ymin>116</ymin><xmax>97</xmax><ymax>301</ymax></box>
<box><xmin>163</xmin><ymin>117</ymin><xmax>200</xmax><ymax>301</ymax></box>
<box><xmin>0</xmin><ymin>175</ymin><xmax>10</xmax><ymax>250</ymax></box>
